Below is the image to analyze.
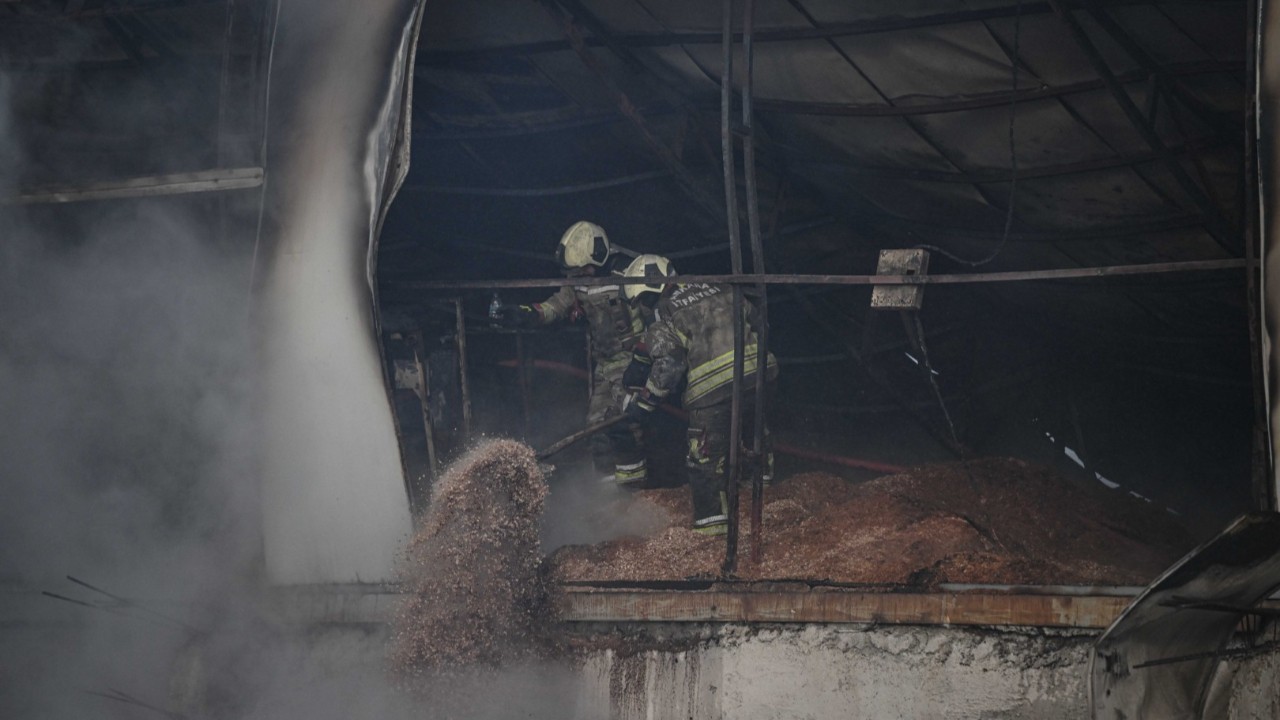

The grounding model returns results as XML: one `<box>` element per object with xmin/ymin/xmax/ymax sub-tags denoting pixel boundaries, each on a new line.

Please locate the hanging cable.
<box><xmin>911</xmin><ymin>313</ymin><xmax>961</xmax><ymax>451</ymax></box>
<box><xmin>915</xmin><ymin>0</ymin><xmax>1023</xmax><ymax>267</ymax></box>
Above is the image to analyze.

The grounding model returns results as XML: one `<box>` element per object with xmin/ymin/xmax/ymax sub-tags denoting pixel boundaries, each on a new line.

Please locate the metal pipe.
<box><xmin>741</xmin><ymin>0</ymin><xmax>768</xmax><ymax>567</ymax></box>
<box><xmin>454</xmin><ymin>298</ymin><xmax>473</xmax><ymax>438</ymax></box>
<box><xmin>721</xmin><ymin>0</ymin><xmax>744</xmax><ymax>576</ymax></box>
<box><xmin>1245</xmin><ymin>0</ymin><xmax>1272</xmax><ymax>510</ymax></box>
<box><xmin>396</xmin><ymin>258</ymin><xmax>1247</xmax><ymax>291</ymax></box>
<box><xmin>399</xmin><ymin>169</ymin><xmax>667</xmax><ymax>197</ymax></box>
<box><xmin>6</xmin><ymin>168</ymin><xmax>263</xmax><ymax>205</ymax></box>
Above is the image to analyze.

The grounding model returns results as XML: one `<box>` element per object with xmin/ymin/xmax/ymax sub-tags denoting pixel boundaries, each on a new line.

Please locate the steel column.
<box><xmin>742</xmin><ymin>0</ymin><xmax>770</xmax><ymax>567</ymax></box>
<box><xmin>721</xmin><ymin>0</ymin><xmax>746</xmax><ymax>576</ymax></box>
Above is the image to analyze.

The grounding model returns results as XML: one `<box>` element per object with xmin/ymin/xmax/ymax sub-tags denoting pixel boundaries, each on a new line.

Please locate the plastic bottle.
<box><xmin>488</xmin><ymin>291</ymin><xmax>503</xmax><ymax>326</ymax></box>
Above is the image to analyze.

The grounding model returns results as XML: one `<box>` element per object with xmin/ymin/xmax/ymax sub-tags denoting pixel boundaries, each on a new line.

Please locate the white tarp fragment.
<box><xmin>257</xmin><ymin>0</ymin><xmax>424</xmax><ymax>584</ymax></box>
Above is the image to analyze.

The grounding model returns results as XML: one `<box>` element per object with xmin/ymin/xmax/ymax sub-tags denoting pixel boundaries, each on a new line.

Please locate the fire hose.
<box><xmin>517</xmin><ymin>359</ymin><xmax>906</xmax><ymax>474</ymax></box>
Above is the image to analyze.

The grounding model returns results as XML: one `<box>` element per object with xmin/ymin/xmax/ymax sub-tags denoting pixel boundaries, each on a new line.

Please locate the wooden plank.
<box><xmin>558</xmin><ymin>589</ymin><xmax>1133</xmax><ymax>629</ymax></box>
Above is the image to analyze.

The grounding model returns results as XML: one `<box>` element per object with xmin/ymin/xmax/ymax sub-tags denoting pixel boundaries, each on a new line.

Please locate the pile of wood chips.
<box><xmin>548</xmin><ymin>457</ymin><xmax>1195</xmax><ymax>587</ymax></box>
<box><xmin>391</xmin><ymin>439</ymin><xmax>552</xmax><ymax>678</ymax></box>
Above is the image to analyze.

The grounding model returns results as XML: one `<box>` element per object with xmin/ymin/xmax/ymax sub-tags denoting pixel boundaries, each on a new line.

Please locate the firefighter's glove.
<box><xmin>622</xmin><ymin>390</ymin><xmax>657</xmax><ymax>422</ymax></box>
<box><xmin>503</xmin><ymin>304</ymin><xmax>540</xmax><ymax>328</ymax></box>
<box><xmin>622</xmin><ymin>349</ymin><xmax>653</xmax><ymax>390</ymax></box>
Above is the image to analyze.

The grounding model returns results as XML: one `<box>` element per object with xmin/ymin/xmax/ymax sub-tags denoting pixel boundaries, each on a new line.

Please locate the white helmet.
<box><xmin>622</xmin><ymin>254</ymin><xmax>675</xmax><ymax>302</ymax></box>
<box><xmin>556</xmin><ymin>221</ymin><xmax>611</xmax><ymax>270</ymax></box>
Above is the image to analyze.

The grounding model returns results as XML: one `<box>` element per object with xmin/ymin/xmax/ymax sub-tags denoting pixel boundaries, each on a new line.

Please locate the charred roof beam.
<box><xmin>784</xmin><ymin>0</ymin><xmax>1024</xmax><ymax>229</ymax></box>
<box><xmin>749</xmin><ymin>61</ymin><xmax>1240</xmax><ymax>117</ymax></box>
<box><xmin>1085</xmin><ymin>3</ymin><xmax>1244</xmax><ymax>139</ymax></box>
<box><xmin>976</xmin><ymin>14</ymin><xmax>1204</xmax><ymax>226</ymax></box>
<box><xmin>798</xmin><ymin>136</ymin><xmax>1230</xmax><ymax>184</ymax></box>
<box><xmin>1049</xmin><ymin>0</ymin><xmax>1241</xmax><ymax>256</ymax></box>
<box><xmin>537</xmin><ymin>0</ymin><xmax>725</xmax><ymax>224</ymax></box>
<box><xmin>415</xmin><ymin>1</ymin><xmax>1243</xmax><ymax>64</ymax></box>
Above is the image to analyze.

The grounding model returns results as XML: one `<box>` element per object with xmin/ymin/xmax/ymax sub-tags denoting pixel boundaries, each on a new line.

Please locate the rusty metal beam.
<box><xmin>558</xmin><ymin>587</ymin><xmax>1133</xmax><ymax>628</ymax></box>
<box><xmin>1244</xmin><ymin>0</ymin><xmax>1272</xmax><ymax>509</ymax></box>
<box><xmin>391</xmin><ymin>258</ymin><xmax>1246</xmax><ymax>291</ymax></box>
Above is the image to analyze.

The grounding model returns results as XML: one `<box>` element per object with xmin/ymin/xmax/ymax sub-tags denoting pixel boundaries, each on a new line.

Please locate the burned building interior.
<box><xmin>3</xmin><ymin>1</ymin><xmax>1280</xmax><ymax>719</ymax></box>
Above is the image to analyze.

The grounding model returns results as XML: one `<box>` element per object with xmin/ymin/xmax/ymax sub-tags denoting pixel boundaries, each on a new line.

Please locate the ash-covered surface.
<box><xmin>549</xmin><ymin>458</ymin><xmax>1196</xmax><ymax>587</ymax></box>
<box><xmin>391</xmin><ymin>439</ymin><xmax>553</xmax><ymax>677</ymax></box>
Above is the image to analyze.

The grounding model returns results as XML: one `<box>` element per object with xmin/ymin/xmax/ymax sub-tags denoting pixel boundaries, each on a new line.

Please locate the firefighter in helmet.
<box><xmin>618</xmin><ymin>254</ymin><xmax>778</xmax><ymax>535</ymax></box>
<box><xmin>505</xmin><ymin>221</ymin><xmax>649</xmax><ymax>486</ymax></box>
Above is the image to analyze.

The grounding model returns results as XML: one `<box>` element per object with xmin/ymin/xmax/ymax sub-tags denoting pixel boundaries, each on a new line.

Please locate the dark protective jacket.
<box><xmin>534</xmin><ymin>282</ymin><xmax>645</xmax><ymax>368</ymax></box>
<box><xmin>642</xmin><ymin>283</ymin><xmax>778</xmax><ymax>409</ymax></box>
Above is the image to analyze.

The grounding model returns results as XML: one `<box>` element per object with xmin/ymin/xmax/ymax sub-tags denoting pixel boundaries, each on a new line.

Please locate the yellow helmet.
<box><xmin>555</xmin><ymin>221</ymin><xmax>611</xmax><ymax>269</ymax></box>
<box><xmin>622</xmin><ymin>254</ymin><xmax>675</xmax><ymax>302</ymax></box>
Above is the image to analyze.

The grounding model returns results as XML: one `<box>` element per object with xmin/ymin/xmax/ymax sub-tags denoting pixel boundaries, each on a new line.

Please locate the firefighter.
<box><xmin>505</xmin><ymin>221</ymin><xmax>649</xmax><ymax>486</ymax></box>
<box><xmin>619</xmin><ymin>254</ymin><xmax>778</xmax><ymax>535</ymax></box>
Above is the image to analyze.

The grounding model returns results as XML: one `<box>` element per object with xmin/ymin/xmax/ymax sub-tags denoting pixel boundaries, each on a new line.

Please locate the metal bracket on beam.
<box><xmin>871</xmin><ymin>248</ymin><xmax>930</xmax><ymax>309</ymax></box>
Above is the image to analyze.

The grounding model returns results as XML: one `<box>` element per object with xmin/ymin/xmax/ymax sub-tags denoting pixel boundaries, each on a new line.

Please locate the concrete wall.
<box><xmin>16</xmin><ymin>579</ymin><xmax>1279</xmax><ymax>720</ymax></box>
<box><xmin>1223</xmin><ymin>650</ymin><xmax>1280</xmax><ymax>720</ymax></box>
<box><xmin>571</xmin><ymin>624</ymin><xmax>1093</xmax><ymax>720</ymax></box>
<box><xmin>213</xmin><ymin>588</ymin><xmax>1280</xmax><ymax>720</ymax></box>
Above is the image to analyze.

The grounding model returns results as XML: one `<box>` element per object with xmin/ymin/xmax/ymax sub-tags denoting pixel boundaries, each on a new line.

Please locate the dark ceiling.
<box><xmin>382</xmin><ymin>0</ymin><xmax>1258</xmax><ymax>532</ymax></box>
<box><xmin>0</xmin><ymin>0</ymin><xmax>1260</xmax><ymax>531</ymax></box>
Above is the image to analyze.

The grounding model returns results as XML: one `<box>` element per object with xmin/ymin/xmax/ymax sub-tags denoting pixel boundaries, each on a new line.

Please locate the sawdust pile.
<box><xmin>391</xmin><ymin>439</ymin><xmax>551</xmax><ymax>678</ymax></box>
<box><xmin>549</xmin><ymin>457</ymin><xmax>1195</xmax><ymax>587</ymax></box>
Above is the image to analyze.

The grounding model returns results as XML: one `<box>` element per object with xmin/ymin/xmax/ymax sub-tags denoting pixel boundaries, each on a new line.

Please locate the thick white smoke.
<box><xmin>0</xmin><ymin>5</ymin><xmax>596</xmax><ymax>718</ymax></box>
<box><xmin>0</xmin><ymin>43</ymin><xmax>271</xmax><ymax>711</ymax></box>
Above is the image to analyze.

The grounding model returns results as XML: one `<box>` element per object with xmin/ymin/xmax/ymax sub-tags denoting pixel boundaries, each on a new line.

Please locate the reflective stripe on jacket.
<box><xmin>643</xmin><ymin>283</ymin><xmax>777</xmax><ymax>408</ymax></box>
